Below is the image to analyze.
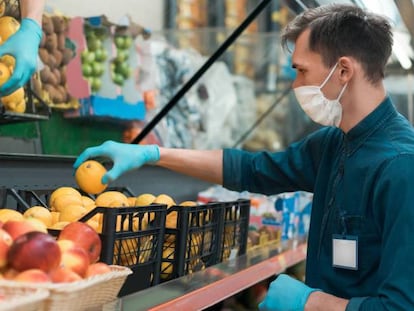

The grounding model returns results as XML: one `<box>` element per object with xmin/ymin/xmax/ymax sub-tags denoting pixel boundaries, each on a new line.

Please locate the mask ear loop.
<box><xmin>336</xmin><ymin>83</ymin><xmax>348</xmax><ymax>101</ymax></box>
<box><xmin>319</xmin><ymin>62</ymin><xmax>339</xmax><ymax>89</ymax></box>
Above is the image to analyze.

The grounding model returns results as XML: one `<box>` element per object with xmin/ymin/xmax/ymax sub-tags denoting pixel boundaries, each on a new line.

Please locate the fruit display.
<box><xmin>35</xmin><ymin>14</ymin><xmax>78</xmax><ymax>109</ymax></box>
<box><xmin>81</xmin><ymin>21</ymin><xmax>110</xmax><ymax>93</ymax></box>
<box><xmin>0</xmin><ymin>212</ymin><xmax>110</xmax><ymax>284</ymax></box>
<box><xmin>111</xmin><ymin>32</ymin><xmax>133</xmax><ymax>87</ymax></box>
<box><xmin>0</xmin><ymin>15</ymin><xmax>26</xmax><ymax>113</ymax></box>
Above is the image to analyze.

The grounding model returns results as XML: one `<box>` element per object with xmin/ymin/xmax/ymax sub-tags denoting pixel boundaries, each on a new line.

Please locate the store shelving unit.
<box><xmin>111</xmin><ymin>240</ymin><xmax>306</xmax><ymax>310</ymax></box>
<box><xmin>0</xmin><ymin>153</ymin><xmax>307</xmax><ymax>310</ymax></box>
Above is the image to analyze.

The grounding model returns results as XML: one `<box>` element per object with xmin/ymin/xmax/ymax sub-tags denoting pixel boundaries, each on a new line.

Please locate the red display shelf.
<box><xmin>114</xmin><ymin>240</ymin><xmax>307</xmax><ymax>311</ymax></box>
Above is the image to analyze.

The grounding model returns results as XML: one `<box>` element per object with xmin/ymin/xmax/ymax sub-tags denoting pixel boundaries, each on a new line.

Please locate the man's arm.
<box><xmin>20</xmin><ymin>0</ymin><xmax>45</xmax><ymax>25</ymax></box>
<box><xmin>259</xmin><ymin>274</ymin><xmax>350</xmax><ymax>311</ymax></box>
<box><xmin>306</xmin><ymin>291</ymin><xmax>348</xmax><ymax>311</ymax></box>
<box><xmin>158</xmin><ymin>148</ymin><xmax>223</xmax><ymax>185</ymax></box>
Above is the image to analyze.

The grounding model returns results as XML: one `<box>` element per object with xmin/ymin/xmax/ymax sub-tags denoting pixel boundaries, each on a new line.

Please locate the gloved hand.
<box><xmin>0</xmin><ymin>18</ymin><xmax>42</xmax><ymax>96</ymax></box>
<box><xmin>259</xmin><ymin>274</ymin><xmax>320</xmax><ymax>311</ymax></box>
<box><xmin>73</xmin><ymin>140</ymin><xmax>160</xmax><ymax>184</ymax></box>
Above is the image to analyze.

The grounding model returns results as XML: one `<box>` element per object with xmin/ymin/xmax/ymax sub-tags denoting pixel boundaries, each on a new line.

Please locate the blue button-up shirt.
<box><xmin>223</xmin><ymin>97</ymin><xmax>414</xmax><ymax>310</ymax></box>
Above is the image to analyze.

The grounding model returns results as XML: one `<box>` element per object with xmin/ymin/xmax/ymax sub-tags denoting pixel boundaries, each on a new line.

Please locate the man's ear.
<box><xmin>338</xmin><ymin>56</ymin><xmax>354</xmax><ymax>83</ymax></box>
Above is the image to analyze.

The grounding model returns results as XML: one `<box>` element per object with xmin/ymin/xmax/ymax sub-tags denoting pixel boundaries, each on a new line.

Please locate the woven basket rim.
<box><xmin>0</xmin><ymin>287</ymin><xmax>49</xmax><ymax>310</ymax></box>
<box><xmin>0</xmin><ymin>265</ymin><xmax>132</xmax><ymax>293</ymax></box>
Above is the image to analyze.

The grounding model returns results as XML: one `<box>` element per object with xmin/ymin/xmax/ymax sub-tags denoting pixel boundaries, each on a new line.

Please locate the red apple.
<box><xmin>58</xmin><ymin>222</ymin><xmax>102</xmax><ymax>264</ymax></box>
<box><xmin>57</xmin><ymin>239</ymin><xmax>76</xmax><ymax>253</ymax></box>
<box><xmin>85</xmin><ymin>262</ymin><xmax>111</xmax><ymax>278</ymax></box>
<box><xmin>60</xmin><ymin>246</ymin><xmax>90</xmax><ymax>277</ymax></box>
<box><xmin>7</xmin><ymin>231</ymin><xmax>61</xmax><ymax>272</ymax></box>
<box><xmin>0</xmin><ymin>228</ymin><xmax>12</xmax><ymax>268</ymax></box>
<box><xmin>49</xmin><ymin>266</ymin><xmax>82</xmax><ymax>283</ymax></box>
<box><xmin>3</xmin><ymin>219</ymin><xmax>39</xmax><ymax>240</ymax></box>
<box><xmin>2</xmin><ymin>268</ymin><xmax>18</xmax><ymax>280</ymax></box>
<box><xmin>14</xmin><ymin>268</ymin><xmax>51</xmax><ymax>283</ymax></box>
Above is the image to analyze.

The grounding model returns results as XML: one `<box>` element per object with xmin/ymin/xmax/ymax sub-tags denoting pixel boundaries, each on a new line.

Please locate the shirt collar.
<box><xmin>343</xmin><ymin>96</ymin><xmax>397</xmax><ymax>155</ymax></box>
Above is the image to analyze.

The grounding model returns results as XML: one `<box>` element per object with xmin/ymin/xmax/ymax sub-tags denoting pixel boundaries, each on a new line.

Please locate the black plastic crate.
<box><xmin>0</xmin><ymin>187</ymin><xmax>167</xmax><ymax>297</ymax></box>
<box><xmin>161</xmin><ymin>202</ymin><xmax>223</xmax><ymax>281</ymax></box>
<box><xmin>74</xmin><ymin>203</ymin><xmax>167</xmax><ymax>296</ymax></box>
<box><xmin>160</xmin><ymin>199</ymin><xmax>250</xmax><ymax>281</ymax></box>
<box><xmin>219</xmin><ymin>199</ymin><xmax>251</xmax><ymax>261</ymax></box>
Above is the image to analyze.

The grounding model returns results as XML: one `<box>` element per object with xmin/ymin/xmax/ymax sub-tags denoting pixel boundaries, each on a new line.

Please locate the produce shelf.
<box><xmin>112</xmin><ymin>240</ymin><xmax>307</xmax><ymax>311</ymax></box>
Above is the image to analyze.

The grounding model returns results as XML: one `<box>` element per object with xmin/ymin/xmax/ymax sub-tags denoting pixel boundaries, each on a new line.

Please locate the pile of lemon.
<box><xmin>0</xmin><ymin>16</ymin><xmax>26</xmax><ymax>113</ymax></box>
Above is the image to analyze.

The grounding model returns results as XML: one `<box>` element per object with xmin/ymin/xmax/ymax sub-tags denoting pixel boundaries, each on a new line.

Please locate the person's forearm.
<box><xmin>157</xmin><ymin>148</ymin><xmax>223</xmax><ymax>185</ymax></box>
<box><xmin>20</xmin><ymin>0</ymin><xmax>45</xmax><ymax>25</ymax></box>
<box><xmin>306</xmin><ymin>291</ymin><xmax>348</xmax><ymax>311</ymax></box>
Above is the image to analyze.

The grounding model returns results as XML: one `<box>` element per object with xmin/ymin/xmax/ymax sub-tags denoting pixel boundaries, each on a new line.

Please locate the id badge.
<box><xmin>332</xmin><ymin>234</ymin><xmax>358</xmax><ymax>270</ymax></box>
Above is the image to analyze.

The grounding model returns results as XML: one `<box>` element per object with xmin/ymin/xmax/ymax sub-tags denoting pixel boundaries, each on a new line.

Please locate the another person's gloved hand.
<box><xmin>259</xmin><ymin>274</ymin><xmax>320</xmax><ymax>311</ymax></box>
<box><xmin>73</xmin><ymin>141</ymin><xmax>160</xmax><ymax>184</ymax></box>
<box><xmin>0</xmin><ymin>18</ymin><xmax>42</xmax><ymax>96</ymax></box>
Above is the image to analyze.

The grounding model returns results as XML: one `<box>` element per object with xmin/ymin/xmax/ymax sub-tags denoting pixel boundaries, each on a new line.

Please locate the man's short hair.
<box><xmin>281</xmin><ymin>4</ymin><xmax>393</xmax><ymax>83</ymax></box>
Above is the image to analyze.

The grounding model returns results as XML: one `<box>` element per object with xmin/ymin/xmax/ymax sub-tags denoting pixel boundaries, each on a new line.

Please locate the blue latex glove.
<box><xmin>259</xmin><ymin>274</ymin><xmax>320</xmax><ymax>311</ymax></box>
<box><xmin>73</xmin><ymin>140</ymin><xmax>160</xmax><ymax>184</ymax></box>
<box><xmin>0</xmin><ymin>18</ymin><xmax>42</xmax><ymax>96</ymax></box>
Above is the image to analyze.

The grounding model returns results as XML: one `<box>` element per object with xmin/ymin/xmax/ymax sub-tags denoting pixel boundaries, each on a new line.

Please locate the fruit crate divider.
<box><xmin>78</xmin><ymin>205</ymin><xmax>166</xmax><ymax>262</ymax></box>
<box><xmin>174</xmin><ymin>205</ymin><xmax>190</xmax><ymax>277</ymax></box>
<box><xmin>169</xmin><ymin>202</ymin><xmax>225</xmax><ymax>278</ymax></box>
<box><xmin>221</xmin><ymin>199</ymin><xmax>250</xmax><ymax>260</ymax></box>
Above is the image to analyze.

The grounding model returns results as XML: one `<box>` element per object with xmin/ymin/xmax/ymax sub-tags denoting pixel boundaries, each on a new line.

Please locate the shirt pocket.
<box><xmin>341</xmin><ymin>215</ymin><xmax>381</xmax><ymax>271</ymax></box>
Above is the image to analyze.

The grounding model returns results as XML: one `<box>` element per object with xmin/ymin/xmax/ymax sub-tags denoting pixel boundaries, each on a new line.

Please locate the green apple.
<box><xmin>94</xmin><ymin>48</ymin><xmax>108</xmax><ymax>62</ymax></box>
<box><xmin>81</xmin><ymin>50</ymin><xmax>95</xmax><ymax>63</ymax></box>
<box><xmin>91</xmin><ymin>62</ymin><xmax>105</xmax><ymax>77</ymax></box>
<box><xmin>114</xmin><ymin>49</ymin><xmax>129</xmax><ymax>63</ymax></box>
<box><xmin>88</xmin><ymin>37</ymin><xmax>103</xmax><ymax>51</ymax></box>
<box><xmin>90</xmin><ymin>77</ymin><xmax>102</xmax><ymax>92</ymax></box>
<box><xmin>115</xmin><ymin>62</ymin><xmax>131</xmax><ymax>79</ymax></box>
<box><xmin>82</xmin><ymin>63</ymin><xmax>93</xmax><ymax>77</ymax></box>
<box><xmin>112</xmin><ymin>72</ymin><xmax>125</xmax><ymax>86</ymax></box>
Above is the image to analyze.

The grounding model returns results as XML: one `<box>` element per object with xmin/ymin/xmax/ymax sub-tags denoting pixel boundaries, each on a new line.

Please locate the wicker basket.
<box><xmin>0</xmin><ymin>286</ymin><xmax>49</xmax><ymax>311</ymax></box>
<box><xmin>0</xmin><ymin>265</ymin><xmax>132</xmax><ymax>311</ymax></box>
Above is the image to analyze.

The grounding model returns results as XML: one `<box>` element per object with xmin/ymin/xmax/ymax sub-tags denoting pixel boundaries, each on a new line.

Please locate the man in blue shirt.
<box><xmin>74</xmin><ymin>4</ymin><xmax>414</xmax><ymax>310</ymax></box>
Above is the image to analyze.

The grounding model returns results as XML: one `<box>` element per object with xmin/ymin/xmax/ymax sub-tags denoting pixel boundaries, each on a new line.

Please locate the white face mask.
<box><xmin>294</xmin><ymin>63</ymin><xmax>347</xmax><ymax>127</ymax></box>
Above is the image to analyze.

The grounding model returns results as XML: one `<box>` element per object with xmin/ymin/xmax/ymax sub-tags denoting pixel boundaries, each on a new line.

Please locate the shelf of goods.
<box><xmin>0</xmin><ymin>153</ymin><xmax>306</xmax><ymax>308</ymax></box>
<box><xmin>109</xmin><ymin>240</ymin><xmax>307</xmax><ymax>311</ymax></box>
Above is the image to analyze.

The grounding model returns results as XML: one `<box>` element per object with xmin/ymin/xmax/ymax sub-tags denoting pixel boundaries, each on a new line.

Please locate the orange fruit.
<box><xmin>0</xmin><ymin>62</ymin><xmax>10</xmax><ymax>86</ymax></box>
<box><xmin>81</xmin><ymin>195</ymin><xmax>95</xmax><ymax>208</ymax></box>
<box><xmin>25</xmin><ymin>218</ymin><xmax>48</xmax><ymax>233</ymax></box>
<box><xmin>23</xmin><ymin>206</ymin><xmax>53</xmax><ymax>227</ymax></box>
<box><xmin>86</xmin><ymin>219</ymin><xmax>101</xmax><ymax>233</ymax></box>
<box><xmin>2</xmin><ymin>87</ymin><xmax>26</xmax><ymax>113</ymax></box>
<box><xmin>59</xmin><ymin>204</ymin><xmax>87</xmax><ymax>222</ymax></box>
<box><xmin>135</xmin><ymin>193</ymin><xmax>156</xmax><ymax>206</ymax></box>
<box><xmin>0</xmin><ymin>209</ymin><xmax>23</xmax><ymax>222</ymax></box>
<box><xmin>179</xmin><ymin>201</ymin><xmax>197</xmax><ymax>207</ymax></box>
<box><xmin>0</xmin><ymin>55</ymin><xmax>15</xmax><ymax>68</ymax></box>
<box><xmin>3</xmin><ymin>98</ymin><xmax>26</xmax><ymax>113</ymax></box>
<box><xmin>153</xmin><ymin>194</ymin><xmax>176</xmax><ymax>208</ymax></box>
<box><xmin>75</xmin><ymin>160</ymin><xmax>107</xmax><ymax>195</ymax></box>
<box><xmin>95</xmin><ymin>191</ymin><xmax>129</xmax><ymax>208</ymax></box>
<box><xmin>49</xmin><ymin>187</ymin><xmax>82</xmax><ymax>207</ymax></box>
<box><xmin>51</xmin><ymin>194</ymin><xmax>83</xmax><ymax>212</ymax></box>
<box><xmin>49</xmin><ymin>221</ymin><xmax>70</xmax><ymax>230</ymax></box>
<box><xmin>1</xmin><ymin>87</ymin><xmax>23</xmax><ymax>104</ymax></box>
<box><xmin>0</xmin><ymin>16</ymin><xmax>20</xmax><ymax>42</ymax></box>
<box><xmin>50</xmin><ymin>211</ymin><xmax>60</xmax><ymax>225</ymax></box>
<box><xmin>127</xmin><ymin>197</ymin><xmax>137</xmax><ymax>207</ymax></box>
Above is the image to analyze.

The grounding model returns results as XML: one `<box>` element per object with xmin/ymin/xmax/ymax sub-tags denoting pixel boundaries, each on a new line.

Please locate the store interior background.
<box><xmin>0</xmin><ymin>1</ymin><xmax>413</xmax><ymax>309</ymax></box>
<box><xmin>0</xmin><ymin>0</ymin><xmax>413</xmax><ymax>157</ymax></box>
